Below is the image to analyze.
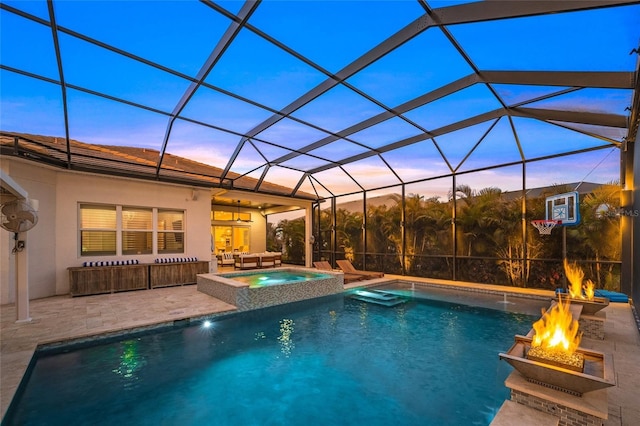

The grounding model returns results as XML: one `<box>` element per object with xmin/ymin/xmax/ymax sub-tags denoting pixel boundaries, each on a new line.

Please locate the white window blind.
<box><xmin>78</xmin><ymin>205</ymin><xmax>185</xmax><ymax>256</ymax></box>
<box><xmin>122</xmin><ymin>207</ymin><xmax>152</xmax><ymax>255</ymax></box>
<box><xmin>158</xmin><ymin>209</ymin><xmax>184</xmax><ymax>254</ymax></box>
<box><xmin>80</xmin><ymin>204</ymin><xmax>117</xmax><ymax>255</ymax></box>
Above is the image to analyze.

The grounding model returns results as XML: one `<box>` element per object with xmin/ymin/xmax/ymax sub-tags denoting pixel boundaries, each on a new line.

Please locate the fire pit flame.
<box><xmin>584</xmin><ymin>279</ymin><xmax>595</xmax><ymax>301</ymax></box>
<box><xmin>532</xmin><ymin>295</ymin><xmax>582</xmax><ymax>352</ymax></box>
<box><xmin>564</xmin><ymin>259</ymin><xmax>587</xmax><ymax>299</ymax></box>
<box><xmin>529</xmin><ymin>295</ymin><xmax>584</xmax><ymax>372</ymax></box>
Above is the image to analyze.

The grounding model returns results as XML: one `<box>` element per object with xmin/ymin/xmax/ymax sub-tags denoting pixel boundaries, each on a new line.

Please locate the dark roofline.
<box><xmin>0</xmin><ymin>132</ymin><xmax>317</xmax><ymax>201</ymax></box>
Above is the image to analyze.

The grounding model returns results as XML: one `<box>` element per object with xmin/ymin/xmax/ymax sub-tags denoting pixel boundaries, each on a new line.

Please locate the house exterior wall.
<box><xmin>1</xmin><ymin>158</ymin><xmax>213</xmax><ymax>303</ymax></box>
<box><xmin>1</xmin><ymin>160</ymin><xmax>56</xmax><ymax>302</ymax></box>
<box><xmin>241</xmin><ymin>211</ymin><xmax>267</xmax><ymax>254</ymax></box>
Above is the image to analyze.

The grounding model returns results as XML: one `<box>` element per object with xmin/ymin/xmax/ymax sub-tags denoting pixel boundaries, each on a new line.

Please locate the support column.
<box><xmin>621</xmin><ymin>135</ymin><xmax>637</xmax><ymax>302</ymax></box>
<box><xmin>400</xmin><ymin>185</ymin><xmax>406</xmax><ymax>276</ymax></box>
<box><xmin>632</xmin><ymin>134</ymin><xmax>640</xmax><ymax>304</ymax></box>
<box><xmin>305</xmin><ymin>206</ymin><xmax>313</xmax><ymax>267</ymax></box>
<box><xmin>452</xmin><ymin>175</ymin><xmax>457</xmax><ymax>281</ymax></box>
<box><xmin>15</xmin><ymin>232</ymin><xmax>31</xmax><ymax>323</ymax></box>
<box><xmin>622</xmin><ymin>55</ymin><xmax>639</xmax><ymax>304</ymax></box>
<box><xmin>522</xmin><ymin>162</ymin><xmax>528</xmax><ymax>287</ymax></box>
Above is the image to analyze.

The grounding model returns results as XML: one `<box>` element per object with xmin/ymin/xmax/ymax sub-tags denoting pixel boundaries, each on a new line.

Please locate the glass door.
<box><xmin>212</xmin><ymin>226</ymin><xmax>251</xmax><ymax>253</ymax></box>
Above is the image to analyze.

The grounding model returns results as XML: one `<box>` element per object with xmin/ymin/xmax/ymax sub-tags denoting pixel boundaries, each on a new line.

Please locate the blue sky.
<box><xmin>1</xmin><ymin>0</ymin><xmax>638</xmax><ymax>198</ymax></box>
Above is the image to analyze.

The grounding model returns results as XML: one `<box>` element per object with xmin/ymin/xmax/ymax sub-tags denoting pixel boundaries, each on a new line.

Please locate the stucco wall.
<box><xmin>1</xmin><ymin>160</ymin><xmax>56</xmax><ymax>302</ymax></box>
<box><xmin>1</xmin><ymin>159</ymin><xmax>213</xmax><ymax>302</ymax></box>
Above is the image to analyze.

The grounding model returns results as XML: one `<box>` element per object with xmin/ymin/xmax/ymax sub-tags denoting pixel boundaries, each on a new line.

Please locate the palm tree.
<box><xmin>494</xmin><ymin>195</ymin><xmax>531</xmax><ymax>286</ymax></box>
<box><xmin>336</xmin><ymin>208</ymin><xmax>363</xmax><ymax>262</ymax></box>
<box><xmin>278</xmin><ymin>218</ymin><xmax>306</xmax><ymax>264</ymax></box>
<box><xmin>397</xmin><ymin>194</ymin><xmax>427</xmax><ymax>270</ymax></box>
<box><xmin>420</xmin><ymin>196</ymin><xmax>452</xmax><ymax>255</ymax></box>
<box><xmin>452</xmin><ymin>185</ymin><xmax>504</xmax><ymax>256</ymax></box>
<box><xmin>366</xmin><ymin>203</ymin><xmax>400</xmax><ymax>270</ymax></box>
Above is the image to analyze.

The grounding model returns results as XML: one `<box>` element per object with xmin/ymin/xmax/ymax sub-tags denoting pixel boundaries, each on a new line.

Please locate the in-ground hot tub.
<box><xmin>197</xmin><ymin>267</ymin><xmax>344</xmax><ymax>311</ymax></box>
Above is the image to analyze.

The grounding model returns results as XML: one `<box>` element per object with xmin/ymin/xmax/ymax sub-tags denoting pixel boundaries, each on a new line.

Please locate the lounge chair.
<box><xmin>336</xmin><ymin>260</ymin><xmax>384</xmax><ymax>279</ymax></box>
<box><xmin>313</xmin><ymin>261</ymin><xmax>333</xmax><ymax>271</ymax></box>
<box><xmin>314</xmin><ymin>261</ymin><xmax>364</xmax><ymax>284</ymax></box>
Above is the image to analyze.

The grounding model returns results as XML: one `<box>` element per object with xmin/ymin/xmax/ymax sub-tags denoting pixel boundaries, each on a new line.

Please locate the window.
<box><xmin>79</xmin><ymin>204</ymin><xmax>185</xmax><ymax>256</ymax></box>
<box><xmin>158</xmin><ymin>209</ymin><xmax>184</xmax><ymax>254</ymax></box>
<box><xmin>213</xmin><ymin>209</ymin><xmax>251</xmax><ymax>222</ymax></box>
<box><xmin>122</xmin><ymin>207</ymin><xmax>152</xmax><ymax>255</ymax></box>
<box><xmin>213</xmin><ymin>210</ymin><xmax>233</xmax><ymax>221</ymax></box>
<box><xmin>80</xmin><ymin>204</ymin><xmax>116</xmax><ymax>256</ymax></box>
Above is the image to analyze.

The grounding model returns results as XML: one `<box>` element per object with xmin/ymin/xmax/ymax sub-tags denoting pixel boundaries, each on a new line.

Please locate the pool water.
<box><xmin>221</xmin><ymin>270</ymin><xmax>331</xmax><ymax>287</ymax></box>
<box><xmin>4</xmin><ymin>289</ymin><xmax>537</xmax><ymax>426</ymax></box>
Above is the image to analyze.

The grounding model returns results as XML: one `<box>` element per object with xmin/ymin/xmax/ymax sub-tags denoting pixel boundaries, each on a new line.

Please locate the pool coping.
<box><xmin>32</xmin><ymin>277</ymin><xmax>553</xmax><ymax>353</ymax></box>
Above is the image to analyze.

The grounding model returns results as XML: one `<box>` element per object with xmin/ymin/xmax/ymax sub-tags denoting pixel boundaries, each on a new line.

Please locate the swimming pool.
<box><xmin>4</xmin><ymin>285</ymin><xmax>543</xmax><ymax>426</ymax></box>
<box><xmin>197</xmin><ymin>267</ymin><xmax>342</xmax><ymax>310</ymax></box>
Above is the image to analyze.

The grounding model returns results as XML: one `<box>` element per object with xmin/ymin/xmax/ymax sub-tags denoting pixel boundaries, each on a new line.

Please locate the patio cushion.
<box><xmin>594</xmin><ymin>289</ymin><xmax>629</xmax><ymax>303</ymax></box>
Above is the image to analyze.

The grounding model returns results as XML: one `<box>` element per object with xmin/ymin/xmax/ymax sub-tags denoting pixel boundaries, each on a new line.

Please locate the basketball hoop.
<box><xmin>531</xmin><ymin>220</ymin><xmax>560</xmax><ymax>235</ymax></box>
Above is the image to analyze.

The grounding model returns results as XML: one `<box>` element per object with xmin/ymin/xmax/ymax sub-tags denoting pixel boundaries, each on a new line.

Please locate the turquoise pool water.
<box><xmin>4</xmin><ymin>287</ymin><xmax>538</xmax><ymax>426</ymax></box>
<box><xmin>221</xmin><ymin>270</ymin><xmax>331</xmax><ymax>288</ymax></box>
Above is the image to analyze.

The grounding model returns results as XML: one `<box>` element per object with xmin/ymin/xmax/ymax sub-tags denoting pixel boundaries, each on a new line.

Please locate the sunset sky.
<box><xmin>2</xmin><ymin>1</ymin><xmax>638</xmax><ymax>199</ymax></box>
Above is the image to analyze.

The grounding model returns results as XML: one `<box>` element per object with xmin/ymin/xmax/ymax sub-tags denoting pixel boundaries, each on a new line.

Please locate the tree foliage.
<box><xmin>272</xmin><ymin>184</ymin><xmax>622</xmax><ymax>290</ymax></box>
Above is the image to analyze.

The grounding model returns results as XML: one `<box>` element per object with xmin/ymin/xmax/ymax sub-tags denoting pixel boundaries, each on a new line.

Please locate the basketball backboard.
<box><xmin>545</xmin><ymin>191</ymin><xmax>580</xmax><ymax>225</ymax></box>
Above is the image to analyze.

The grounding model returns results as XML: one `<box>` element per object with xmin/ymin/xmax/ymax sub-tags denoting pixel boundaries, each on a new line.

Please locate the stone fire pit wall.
<box><xmin>511</xmin><ymin>382</ymin><xmax>607</xmax><ymax>426</ymax></box>
<box><xmin>579</xmin><ymin>314</ymin><xmax>605</xmax><ymax>340</ymax></box>
<box><xmin>508</xmin><ymin>380</ymin><xmax>607</xmax><ymax>426</ymax></box>
<box><xmin>558</xmin><ymin>296</ymin><xmax>608</xmax><ymax>341</ymax></box>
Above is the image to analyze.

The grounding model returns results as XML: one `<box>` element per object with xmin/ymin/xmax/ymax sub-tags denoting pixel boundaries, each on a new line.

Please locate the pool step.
<box><xmin>351</xmin><ymin>289</ymin><xmax>407</xmax><ymax>307</ymax></box>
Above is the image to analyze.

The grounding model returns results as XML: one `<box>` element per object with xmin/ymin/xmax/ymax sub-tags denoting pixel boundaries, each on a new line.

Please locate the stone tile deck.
<box><xmin>2</xmin><ymin>273</ymin><xmax>638</xmax><ymax>425</ymax></box>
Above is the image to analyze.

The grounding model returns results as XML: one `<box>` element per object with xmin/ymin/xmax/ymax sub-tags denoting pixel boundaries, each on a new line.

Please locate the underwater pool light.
<box><xmin>202</xmin><ymin>320</ymin><xmax>212</xmax><ymax>328</ymax></box>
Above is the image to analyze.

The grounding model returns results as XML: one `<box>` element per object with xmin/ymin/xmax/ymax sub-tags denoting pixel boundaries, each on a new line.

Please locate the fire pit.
<box><xmin>557</xmin><ymin>295</ymin><xmax>609</xmax><ymax>316</ymax></box>
<box><xmin>561</xmin><ymin>260</ymin><xmax>609</xmax><ymax>315</ymax></box>
<box><xmin>499</xmin><ymin>335</ymin><xmax>615</xmax><ymax>396</ymax></box>
<box><xmin>497</xmin><ymin>278</ymin><xmax>615</xmax><ymax>425</ymax></box>
<box><xmin>500</xmin><ymin>295</ymin><xmax>614</xmax><ymax>395</ymax></box>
